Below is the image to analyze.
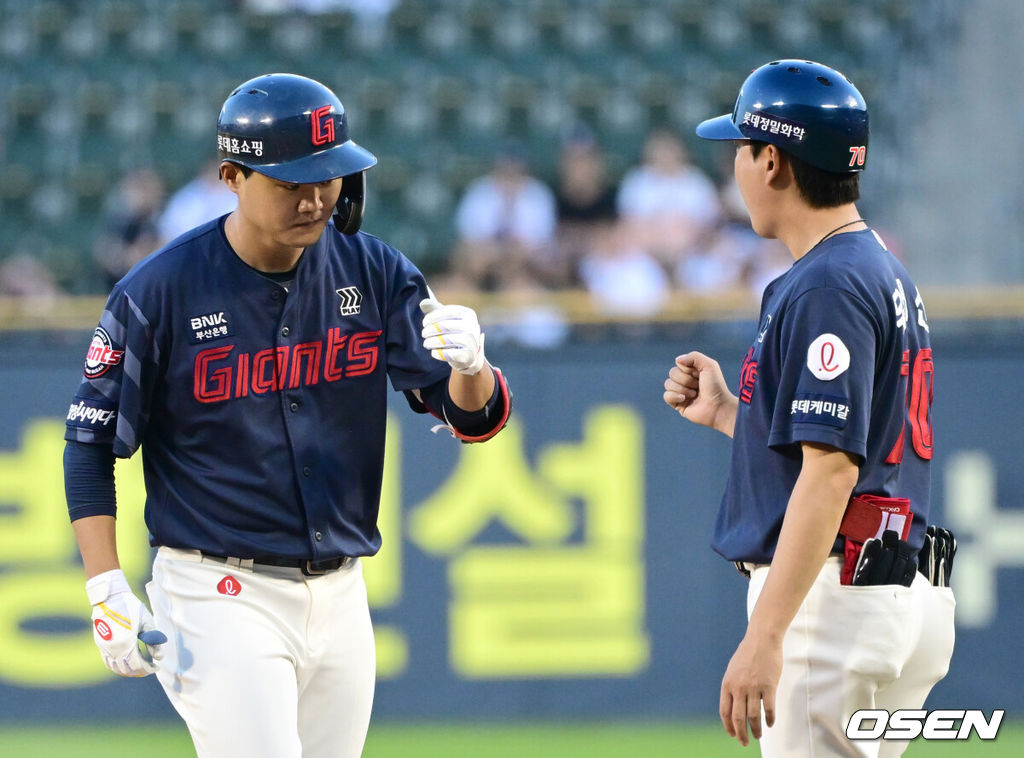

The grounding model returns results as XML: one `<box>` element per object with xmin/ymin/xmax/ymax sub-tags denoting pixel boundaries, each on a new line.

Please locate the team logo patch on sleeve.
<box><xmin>790</xmin><ymin>393</ymin><xmax>850</xmax><ymax>428</ymax></box>
<box><xmin>67</xmin><ymin>396</ymin><xmax>118</xmax><ymax>429</ymax></box>
<box><xmin>83</xmin><ymin>327</ymin><xmax>124</xmax><ymax>378</ymax></box>
<box><xmin>807</xmin><ymin>333</ymin><xmax>850</xmax><ymax>380</ymax></box>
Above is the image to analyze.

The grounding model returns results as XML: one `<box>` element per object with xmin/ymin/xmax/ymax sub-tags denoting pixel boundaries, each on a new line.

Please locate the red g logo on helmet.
<box><xmin>94</xmin><ymin>618</ymin><xmax>113</xmax><ymax>641</ymax></box>
<box><xmin>311</xmin><ymin>105</ymin><xmax>335</xmax><ymax>146</ymax></box>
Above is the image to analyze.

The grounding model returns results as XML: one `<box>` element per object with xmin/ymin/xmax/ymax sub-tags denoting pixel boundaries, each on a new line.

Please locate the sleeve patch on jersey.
<box><xmin>66</xmin><ymin>396</ymin><xmax>118</xmax><ymax>429</ymax></box>
<box><xmin>790</xmin><ymin>393</ymin><xmax>850</xmax><ymax>428</ymax></box>
<box><xmin>806</xmin><ymin>333</ymin><xmax>850</xmax><ymax>381</ymax></box>
<box><xmin>83</xmin><ymin>327</ymin><xmax>124</xmax><ymax>378</ymax></box>
<box><xmin>187</xmin><ymin>310</ymin><xmax>233</xmax><ymax>344</ymax></box>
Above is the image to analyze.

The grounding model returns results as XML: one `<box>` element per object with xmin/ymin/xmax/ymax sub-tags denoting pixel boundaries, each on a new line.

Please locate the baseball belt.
<box><xmin>200</xmin><ymin>552</ymin><xmax>353</xmax><ymax>576</ymax></box>
<box><xmin>734</xmin><ymin>497</ymin><xmax>956</xmax><ymax>589</ymax></box>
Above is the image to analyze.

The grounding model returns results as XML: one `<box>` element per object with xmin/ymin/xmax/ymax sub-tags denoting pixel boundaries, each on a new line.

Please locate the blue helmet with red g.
<box><xmin>696</xmin><ymin>60</ymin><xmax>869</xmax><ymax>174</ymax></box>
<box><xmin>217</xmin><ymin>73</ymin><xmax>377</xmax><ymax>233</ymax></box>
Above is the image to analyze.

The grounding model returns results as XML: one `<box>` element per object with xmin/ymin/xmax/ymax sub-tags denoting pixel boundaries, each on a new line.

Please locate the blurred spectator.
<box><xmin>448</xmin><ymin>142</ymin><xmax>558</xmax><ymax>292</ymax></box>
<box><xmin>243</xmin><ymin>0</ymin><xmax>396</xmax><ymax>18</ymax></box>
<box><xmin>675</xmin><ymin>221</ymin><xmax>748</xmax><ymax>293</ymax></box>
<box><xmin>0</xmin><ymin>252</ymin><xmax>64</xmax><ymax>316</ymax></box>
<box><xmin>678</xmin><ymin>176</ymin><xmax>790</xmax><ymax>296</ymax></box>
<box><xmin>158</xmin><ymin>160</ymin><xmax>238</xmax><ymax>245</ymax></box>
<box><xmin>553</xmin><ymin>125</ymin><xmax>619</xmax><ymax>287</ymax></box>
<box><xmin>579</xmin><ymin>221</ymin><xmax>670</xmax><ymax>317</ymax></box>
<box><xmin>92</xmin><ymin>169</ymin><xmax>166</xmax><ymax>288</ymax></box>
<box><xmin>616</xmin><ymin>129</ymin><xmax>722</xmax><ymax>273</ymax></box>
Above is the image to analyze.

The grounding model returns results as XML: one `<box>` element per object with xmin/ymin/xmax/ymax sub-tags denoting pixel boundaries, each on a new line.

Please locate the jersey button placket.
<box><xmin>281</xmin><ymin>326</ymin><xmax>290</xmax><ymax>337</ymax></box>
<box><xmin>314</xmin><ymin>530</ymin><xmax>323</xmax><ymax>542</ymax></box>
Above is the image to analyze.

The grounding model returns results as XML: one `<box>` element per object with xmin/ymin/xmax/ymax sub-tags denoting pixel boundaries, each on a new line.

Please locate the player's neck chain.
<box><xmin>814</xmin><ymin>218</ymin><xmax>866</xmax><ymax>249</ymax></box>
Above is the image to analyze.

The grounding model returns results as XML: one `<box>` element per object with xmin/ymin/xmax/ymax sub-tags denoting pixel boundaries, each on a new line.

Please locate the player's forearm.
<box><xmin>746</xmin><ymin>444</ymin><xmax>858</xmax><ymax>640</ymax></box>
<box><xmin>72</xmin><ymin>515</ymin><xmax>122</xmax><ymax>579</ymax></box>
<box><xmin>716</xmin><ymin>395</ymin><xmax>740</xmax><ymax>438</ymax></box>
<box><xmin>446</xmin><ymin>363</ymin><xmax>496</xmax><ymax>412</ymax></box>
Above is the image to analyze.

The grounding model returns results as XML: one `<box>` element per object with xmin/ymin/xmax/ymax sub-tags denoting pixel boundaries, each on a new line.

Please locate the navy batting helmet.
<box><xmin>217</xmin><ymin>73</ymin><xmax>378</xmax><ymax>234</ymax></box>
<box><xmin>696</xmin><ymin>60</ymin><xmax>869</xmax><ymax>174</ymax></box>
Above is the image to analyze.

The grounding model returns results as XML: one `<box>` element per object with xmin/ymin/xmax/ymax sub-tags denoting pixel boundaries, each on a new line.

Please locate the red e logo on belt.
<box><xmin>217</xmin><ymin>576</ymin><xmax>242</xmax><ymax>596</ymax></box>
<box><xmin>311</xmin><ymin>105</ymin><xmax>335</xmax><ymax>146</ymax></box>
<box><xmin>94</xmin><ymin>618</ymin><xmax>113</xmax><ymax>641</ymax></box>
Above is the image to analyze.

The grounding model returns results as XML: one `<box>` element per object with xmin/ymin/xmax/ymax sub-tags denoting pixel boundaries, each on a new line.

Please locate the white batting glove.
<box><xmin>86</xmin><ymin>568</ymin><xmax>167</xmax><ymax>677</ymax></box>
<box><xmin>420</xmin><ymin>296</ymin><xmax>487</xmax><ymax>376</ymax></box>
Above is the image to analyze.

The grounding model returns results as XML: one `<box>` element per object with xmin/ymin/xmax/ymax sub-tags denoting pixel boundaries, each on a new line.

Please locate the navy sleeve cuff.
<box><xmin>64</xmin><ymin>439</ymin><xmax>117</xmax><ymax>522</ymax></box>
<box><xmin>412</xmin><ymin>369</ymin><xmax>512</xmax><ymax>442</ymax></box>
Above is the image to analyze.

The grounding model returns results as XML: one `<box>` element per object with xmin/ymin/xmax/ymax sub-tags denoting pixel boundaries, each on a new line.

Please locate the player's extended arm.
<box><xmin>416</xmin><ymin>295</ymin><xmax>510</xmax><ymax>443</ymax></box>
<box><xmin>420</xmin><ymin>295</ymin><xmax>495</xmax><ymax>411</ymax></box>
<box><xmin>446</xmin><ymin>362</ymin><xmax>495</xmax><ymax>412</ymax></box>
<box><xmin>73</xmin><ymin>514</ymin><xmax>120</xmax><ymax>578</ymax></box>
<box><xmin>719</xmin><ymin>441</ymin><xmax>858</xmax><ymax>746</ymax></box>
<box><xmin>71</xmin><ymin>515</ymin><xmax>168</xmax><ymax>677</ymax></box>
<box><xmin>663</xmin><ymin>351</ymin><xmax>738</xmax><ymax>437</ymax></box>
<box><xmin>65</xmin><ymin>442</ymin><xmax>166</xmax><ymax>676</ymax></box>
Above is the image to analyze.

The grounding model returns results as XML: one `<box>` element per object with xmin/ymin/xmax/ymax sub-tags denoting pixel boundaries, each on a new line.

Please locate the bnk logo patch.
<box><xmin>188</xmin><ymin>310</ymin><xmax>232</xmax><ymax>344</ymax></box>
<box><xmin>83</xmin><ymin>327</ymin><xmax>124</xmax><ymax>379</ymax></box>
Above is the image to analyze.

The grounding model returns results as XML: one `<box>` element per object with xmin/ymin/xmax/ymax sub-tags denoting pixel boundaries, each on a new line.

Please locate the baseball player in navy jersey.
<box><xmin>63</xmin><ymin>73</ymin><xmax>511</xmax><ymax>758</ymax></box>
<box><xmin>663</xmin><ymin>60</ymin><xmax>956</xmax><ymax>756</ymax></box>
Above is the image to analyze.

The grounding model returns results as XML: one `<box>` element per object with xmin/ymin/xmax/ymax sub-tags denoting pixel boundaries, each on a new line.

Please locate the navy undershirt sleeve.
<box><xmin>63</xmin><ymin>439</ymin><xmax>117</xmax><ymax>521</ymax></box>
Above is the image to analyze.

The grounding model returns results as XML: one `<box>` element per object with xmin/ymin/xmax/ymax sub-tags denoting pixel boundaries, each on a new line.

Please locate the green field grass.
<box><xmin>0</xmin><ymin>721</ymin><xmax>1019</xmax><ymax>757</ymax></box>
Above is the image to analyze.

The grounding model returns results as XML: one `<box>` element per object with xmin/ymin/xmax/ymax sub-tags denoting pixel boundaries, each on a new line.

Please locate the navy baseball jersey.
<box><xmin>65</xmin><ymin>216</ymin><xmax>451</xmax><ymax>560</ymax></box>
<box><xmin>712</xmin><ymin>229</ymin><xmax>934</xmax><ymax>563</ymax></box>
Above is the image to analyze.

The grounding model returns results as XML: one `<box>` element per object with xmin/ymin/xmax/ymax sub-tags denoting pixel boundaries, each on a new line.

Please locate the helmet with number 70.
<box><xmin>216</xmin><ymin>73</ymin><xmax>378</xmax><ymax>234</ymax></box>
<box><xmin>696</xmin><ymin>59</ymin><xmax>869</xmax><ymax>174</ymax></box>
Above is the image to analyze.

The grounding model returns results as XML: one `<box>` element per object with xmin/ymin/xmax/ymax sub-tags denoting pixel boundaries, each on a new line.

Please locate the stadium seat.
<box><xmin>196</xmin><ymin>13</ymin><xmax>245</xmax><ymax>57</ymax></box>
<box><xmin>0</xmin><ymin>13</ymin><xmax>33</xmax><ymax>64</ymax></box>
<box><xmin>492</xmin><ymin>8</ymin><xmax>538</xmax><ymax>58</ymax></box>
<box><xmin>271</xmin><ymin>15</ymin><xmax>322</xmax><ymax>60</ymax></box>
<box><xmin>388</xmin><ymin>0</ymin><xmax>430</xmax><ymax>48</ymax></box>
<box><xmin>630</xmin><ymin>6</ymin><xmax>676</xmax><ymax>54</ymax></box>
<box><xmin>0</xmin><ymin>0</ymin><xmax>953</xmax><ymax>294</ymax></box>
<box><xmin>60</xmin><ymin>13</ymin><xmax>106</xmax><ymax>59</ymax></box>
<box><xmin>528</xmin><ymin>89</ymin><xmax>575</xmax><ymax>138</ymax></box>
<box><xmin>599</xmin><ymin>86</ymin><xmax>648</xmax><ymax>137</ymax></box>
<box><xmin>126</xmin><ymin>12</ymin><xmax>175</xmax><ymax>59</ymax></box>
<box><xmin>560</xmin><ymin>7</ymin><xmax>610</xmax><ymax>55</ymax></box>
<box><xmin>98</xmin><ymin>0</ymin><xmax>140</xmax><ymax>38</ymax></box>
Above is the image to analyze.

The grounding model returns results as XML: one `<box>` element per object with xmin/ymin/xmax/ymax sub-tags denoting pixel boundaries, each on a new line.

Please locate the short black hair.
<box><xmin>749</xmin><ymin>140</ymin><xmax>860</xmax><ymax>209</ymax></box>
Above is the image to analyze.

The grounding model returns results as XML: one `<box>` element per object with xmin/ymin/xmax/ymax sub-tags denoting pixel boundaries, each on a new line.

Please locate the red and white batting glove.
<box><xmin>420</xmin><ymin>296</ymin><xmax>487</xmax><ymax>376</ymax></box>
<box><xmin>86</xmin><ymin>568</ymin><xmax>166</xmax><ymax>677</ymax></box>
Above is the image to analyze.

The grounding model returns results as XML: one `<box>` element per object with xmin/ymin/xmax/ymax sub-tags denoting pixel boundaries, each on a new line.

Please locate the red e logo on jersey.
<box><xmin>807</xmin><ymin>333</ymin><xmax>850</xmax><ymax>381</ymax></box>
<box><xmin>311</xmin><ymin>105</ymin><xmax>335</xmax><ymax>146</ymax></box>
<box><xmin>820</xmin><ymin>342</ymin><xmax>838</xmax><ymax>371</ymax></box>
<box><xmin>217</xmin><ymin>576</ymin><xmax>242</xmax><ymax>596</ymax></box>
<box><xmin>94</xmin><ymin>618</ymin><xmax>113</xmax><ymax>641</ymax></box>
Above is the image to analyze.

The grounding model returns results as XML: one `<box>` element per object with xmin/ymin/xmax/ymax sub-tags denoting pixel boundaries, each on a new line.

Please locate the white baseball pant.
<box><xmin>147</xmin><ymin>547</ymin><xmax>376</xmax><ymax>758</ymax></box>
<box><xmin>747</xmin><ymin>555</ymin><xmax>955</xmax><ymax>758</ymax></box>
